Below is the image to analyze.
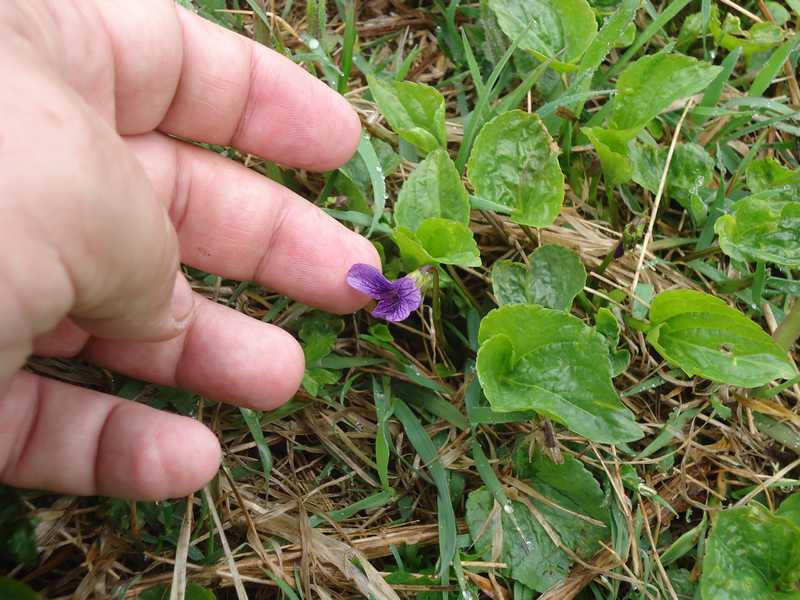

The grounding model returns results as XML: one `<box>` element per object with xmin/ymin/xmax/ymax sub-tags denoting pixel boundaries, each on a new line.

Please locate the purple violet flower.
<box><xmin>346</xmin><ymin>263</ymin><xmax>423</xmax><ymax>322</ymax></box>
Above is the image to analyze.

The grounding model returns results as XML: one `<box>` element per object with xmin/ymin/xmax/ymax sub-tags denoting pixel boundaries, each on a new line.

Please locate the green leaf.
<box><xmin>394</xmin><ymin>149</ymin><xmax>470</xmax><ymax>231</ymax></box>
<box><xmin>583</xmin><ymin>126</ymin><xmax>635</xmax><ymax>186</ymax></box>
<box><xmin>595</xmin><ymin>307</ymin><xmax>630</xmax><ymax>376</ymax></box>
<box><xmin>701</xmin><ymin>495</ymin><xmax>800</xmax><ymax>599</ymax></box>
<box><xmin>138</xmin><ymin>586</ymin><xmax>170</xmax><ymax>600</ymax></box>
<box><xmin>394</xmin><ymin>218</ymin><xmax>481</xmax><ymax>268</ymax></box>
<box><xmin>777</xmin><ymin>494</ymin><xmax>800</xmax><ymax>527</ymax></box>
<box><xmin>466</xmin><ymin>451</ymin><xmax>609</xmax><ymax>591</ymax></box>
<box><xmin>631</xmin><ymin>143</ymin><xmax>714</xmax><ymax>223</ymax></box>
<box><xmin>489</xmin><ymin>0</ymin><xmax>597</xmax><ymax>71</ymax></box>
<box><xmin>367</xmin><ymin>76</ymin><xmax>446</xmax><ymax>155</ymax></box>
<box><xmin>715</xmin><ymin>191</ymin><xmax>800</xmax><ymax>268</ymax></box>
<box><xmin>677</xmin><ymin>12</ymin><xmax>706</xmax><ymax>52</ymax></box>
<box><xmin>746</xmin><ymin>158</ymin><xmax>800</xmax><ymax>199</ymax></box>
<box><xmin>646</xmin><ymin>290</ymin><xmax>796</xmax><ymax>387</ymax></box>
<box><xmin>468</xmin><ymin>111</ymin><xmax>564</xmax><ymax>227</ymax></box>
<box><xmin>491</xmin><ymin>245</ymin><xmax>587</xmax><ymax>310</ymax></box>
<box><xmin>299</xmin><ymin>312</ymin><xmax>344</xmax><ymax>365</ymax></box>
<box><xmin>0</xmin><ymin>578</ymin><xmax>39</xmax><ymax>600</ymax></box>
<box><xmin>596</xmin><ymin>307</ymin><xmax>620</xmax><ymax>347</ymax></box>
<box><xmin>186</xmin><ymin>583</ymin><xmax>217</xmax><ymax>600</ymax></box>
<box><xmin>476</xmin><ymin>305</ymin><xmax>643</xmax><ymax>443</ymax></box>
<box><xmin>609</xmin><ymin>54</ymin><xmax>722</xmax><ymax>132</ymax></box>
<box><xmin>709</xmin><ymin>6</ymin><xmax>784</xmax><ymax>58</ymax></box>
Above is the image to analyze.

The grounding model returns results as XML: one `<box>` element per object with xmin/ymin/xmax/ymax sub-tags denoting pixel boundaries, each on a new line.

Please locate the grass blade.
<box><xmin>393</xmin><ymin>399</ymin><xmax>457</xmax><ymax>582</ymax></box>
<box><xmin>749</xmin><ymin>35</ymin><xmax>800</xmax><ymax>98</ymax></box>
<box><xmin>239</xmin><ymin>408</ymin><xmax>272</xmax><ymax>481</ymax></box>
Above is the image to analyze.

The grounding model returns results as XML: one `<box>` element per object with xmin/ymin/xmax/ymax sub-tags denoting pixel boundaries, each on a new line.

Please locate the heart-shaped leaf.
<box><xmin>367</xmin><ymin>76</ymin><xmax>446</xmax><ymax>155</ymax></box>
<box><xmin>701</xmin><ymin>495</ymin><xmax>800</xmax><ymax>599</ymax></box>
<box><xmin>582</xmin><ymin>127</ymin><xmax>635</xmax><ymax>186</ymax></box>
<box><xmin>715</xmin><ymin>191</ymin><xmax>800</xmax><ymax>268</ymax></box>
<box><xmin>395</xmin><ymin>218</ymin><xmax>481</xmax><ymax>268</ymax></box>
<box><xmin>466</xmin><ymin>451</ymin><xmax>609</xmax><ymax>591</ymax></box>
<box><xmin>394</xmin><ymin>149</ymin><xmax>470</xmax><ymax>230</ymax></box>
<box><xmin>489</xmin><ymin>0</ymin><xmax>597</xmax><ymax>71</ymax></box>
<box><xmin>468</xmin><ymin>111</ymin><xmax>564</xmax><ymax>227</ymax></box>
<box><xmin>477</xmin><ymin>305</ymin><xmax>643</xmax><ymax>443</ymax></box>
<box><xmin>646</xmin><ymin>290</ymin><xmax>796</xmax><ymax>387</ymax></box>
<box><xmin>746</xmin><ymin>158</ymin><xmax>800</xmax><ymax>200</ymax></box>
<box><xmin>709</xmin><ymin>5</ymin><xmax>784</xmax><ymax>57</ymax></box>
<box><xmin>491</xmin><ymin>244</ymin><xmax>586</xmax><ymax>310</ymax></box>
<box><xmin>609</xmin><ymin>54</ymin><xmax>722</xmax><ymax>132</ymax></box>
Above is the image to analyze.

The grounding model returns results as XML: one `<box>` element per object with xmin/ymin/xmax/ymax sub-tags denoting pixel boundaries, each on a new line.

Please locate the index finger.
<box><xmin>94</xmin><ymin>0</ymin><xmax>361</xmax><ymax>170</ymax></box>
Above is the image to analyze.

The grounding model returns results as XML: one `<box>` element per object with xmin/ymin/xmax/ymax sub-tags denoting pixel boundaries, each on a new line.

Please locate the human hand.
<box><xmin>0</xmin><ymin>0</ymin><xmax>378</xmax><ymax>500</ymax></box>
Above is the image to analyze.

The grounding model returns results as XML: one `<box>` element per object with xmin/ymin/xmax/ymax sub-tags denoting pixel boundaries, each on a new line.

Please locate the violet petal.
<box><xmin>371</xmin><ymin>277</ymin><xmax>422</xmax><ymax>322</ymax></box>
<box><xmin>346</xmin><ymin>263</ymin><xmax>394</xmax><ymax>299</ymax></box>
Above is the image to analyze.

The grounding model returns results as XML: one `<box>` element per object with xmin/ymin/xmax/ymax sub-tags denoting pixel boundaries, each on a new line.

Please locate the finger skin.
<box><xmin>91</xmin><ymin>0</ymin><xmax>361</xmax><ymax>169</ymax></box>
<box><xmin>127</xmin><ymin>132</ymin><xmax>381</xmax><ymax>314</ymax></box>
<box><xmin>85</xmin><ymin>298</ymin><xmax>306</xmax><ymax>411</ymax></box>
<box><xmin>0</xmin><ymin>371</ymin><xmax>221</xmax><ymax>500</ymax></box>
<box><xmin>35</xmin><ymin>297</ymin><xmax>306</xmax><ymax>411</ymax></box>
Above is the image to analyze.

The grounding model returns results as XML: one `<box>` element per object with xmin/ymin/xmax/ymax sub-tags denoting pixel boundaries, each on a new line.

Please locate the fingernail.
<box><xmin>171</xmin><ymin>272</ymin><xmax>195</xmax><ymax>325</ymax></box>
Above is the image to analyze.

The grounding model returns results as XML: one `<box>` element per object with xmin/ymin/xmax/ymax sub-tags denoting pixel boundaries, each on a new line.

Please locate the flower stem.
<box><xmin>774</xmin><ymin>300</ymin><xmax>800</xmax><ymax>352</ymax></box>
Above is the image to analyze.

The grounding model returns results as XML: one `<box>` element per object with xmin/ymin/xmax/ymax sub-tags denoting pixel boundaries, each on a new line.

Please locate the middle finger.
<box><xmin>126</xmin><ymin>131</ymin><xmax>380</xmax><ymax>314</ymax></box>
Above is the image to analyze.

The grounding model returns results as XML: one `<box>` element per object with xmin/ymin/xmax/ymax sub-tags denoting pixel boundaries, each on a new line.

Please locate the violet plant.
<box><xmin>346</xmin><ymin>263</ymin><xmax>423</xmax><ymax>322</ymax></box>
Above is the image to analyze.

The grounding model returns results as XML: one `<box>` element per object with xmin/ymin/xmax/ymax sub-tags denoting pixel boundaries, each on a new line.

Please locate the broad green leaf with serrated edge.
<box><xmin>647</xmin><ymin>290</ymin><xmax>796</xmax><ymax>387</ymax></box>
<box><xmin>466</xmin><ymin>451</ymin><xmax>609</xmax><ymax>591</ymax></box>
<box><xmin>367</xmin><ymin>76</ymin><xmax>446</xmax><ymax>155</ymax></box>
<box><xmin>609</xmin><ymin>54</ymin><xmax>722</xmax><ymax>132</ymax></box>
<box><xmin>715</xmin><ymin>191</ymin><xmax>800</xmax><ymax>268</ymax></box>
<box><xmin>395</xmin><ymin>218</ymin><xmax>481</xmax><ymax>268</ymax></box>
<box><xmin>489</xmin><ymin>0</ymin><xmax>597</xmax><ymax>71</ymax></box>
<box><xmin>394</xmin><ymin>149</ymin><xmax>469</xmax><ymax>231</ymax></box>
<box><xmin>700</xmin><ymin>495</ymin><xmax>800</xmax><ymax>600</ymax></box>
<box><xmin>746</xmin><ymin>158</ymin><xmax>800</xmax><ymax>200</ymax></box>
<box><xmin>468</xmin><ymin>111</ymin><xmax>564</xmax><ymax>227</ymax></box>
<box><xmin>0</xmin><ymin>578</ymin><xmax>39</xmax><ymax>600</ymax></box>
<box><xmin>477</xmin><ymin>305</ymin><xmax>643</xmax><ymax>443</ymax></box>
<box><xmin>491</xmin><ymin>245</ymin><xmax>586</xmax><ymax>310</ymax></box>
